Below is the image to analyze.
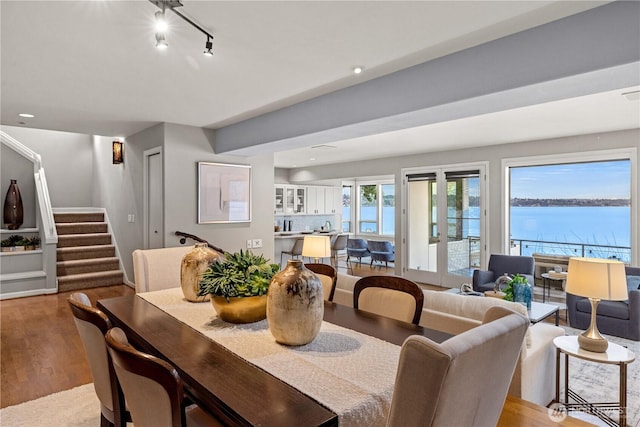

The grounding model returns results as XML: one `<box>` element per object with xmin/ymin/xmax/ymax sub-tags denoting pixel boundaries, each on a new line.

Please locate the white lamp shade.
<box><xmin>565</xmin><ymin>257</ymin><xmax>628</xmax><ymax>301</ymax></box>
<box><xmin>302</xmin><ymin>235</ymin><xmax>331</xmax><ymax>259</ymax></box>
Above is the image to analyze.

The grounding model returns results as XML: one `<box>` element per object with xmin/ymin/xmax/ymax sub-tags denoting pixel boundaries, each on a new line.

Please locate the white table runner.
<box><xmin>139</xmin><ymin>288</ymin><xmax>401</xmax><ymax>426</ymax></box>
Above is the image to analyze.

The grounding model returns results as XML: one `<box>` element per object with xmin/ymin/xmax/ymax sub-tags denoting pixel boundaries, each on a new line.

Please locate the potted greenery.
<box><xmin>25</xmin><ymin>236</ymin><xmax>41</xmax><ymax>250</ymax></box>
<box><xmin>1</xmin><ymin>235</ymin><xmax>26</xmax><ymax>252</ymax></box>
<box><xmin>197</xmin><ymin>250</ymin><xmax>279</xmax><ymax>323</ymax></box>
<box><xmin>503</xmin><ymin>274</ymin><xmax>532</xmax><ymax>309</ymax></box>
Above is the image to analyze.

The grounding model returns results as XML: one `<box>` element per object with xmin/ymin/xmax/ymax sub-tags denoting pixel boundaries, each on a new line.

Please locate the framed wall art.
<box><xmin>198</xmin><ymin>162</ymin><xmax>251</xmax><ymax>223</ymax></box>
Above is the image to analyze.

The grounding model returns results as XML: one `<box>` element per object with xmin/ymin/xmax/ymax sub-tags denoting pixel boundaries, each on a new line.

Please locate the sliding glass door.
<box><xmin>403</xmin><ymin>164</ymin><xmax>486</xmax><ymax>287</ymax></box>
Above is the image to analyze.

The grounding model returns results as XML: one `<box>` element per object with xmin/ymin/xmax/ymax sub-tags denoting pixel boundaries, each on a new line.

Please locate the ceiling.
<box><xmin>2</xmin><ymin>1</ymin><xmax>637</xmax><ymax>168</ymax></box>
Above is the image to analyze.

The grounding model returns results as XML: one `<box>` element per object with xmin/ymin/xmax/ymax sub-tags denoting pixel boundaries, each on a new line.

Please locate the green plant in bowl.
<box><xmin>197</xmin><ymin>249</ymin><xmax>279</xmax><ymax>302</ymax></box>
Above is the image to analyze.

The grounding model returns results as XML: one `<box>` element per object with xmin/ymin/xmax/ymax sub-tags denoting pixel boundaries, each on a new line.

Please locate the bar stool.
<box><xmin>280</xmin><ymin>238</ymin><xmax>304</xmax><ymax>267</ymax></box>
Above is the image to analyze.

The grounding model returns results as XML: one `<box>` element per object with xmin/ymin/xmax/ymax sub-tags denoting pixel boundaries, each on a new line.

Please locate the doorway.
<box><xmin>144</xmin><ymin>147</ymin><xmax>163</xmax><ymax>249</ymax></box>
<box><xmin>402</xmin><ymin>163</ymin><xmax>487</xmax><ymax>287</ymax></box>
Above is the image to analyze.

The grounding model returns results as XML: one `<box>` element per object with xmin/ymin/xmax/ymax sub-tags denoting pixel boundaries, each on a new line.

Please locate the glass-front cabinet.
<box><xmin>274</xmin><ymin>186</ymin><xmax>285</xmax><ymax>214</ymax></box>
<box><xmin>275</xmin><ymin>185</ymin><xmax>306</xmax><ymax>214</ymax></box>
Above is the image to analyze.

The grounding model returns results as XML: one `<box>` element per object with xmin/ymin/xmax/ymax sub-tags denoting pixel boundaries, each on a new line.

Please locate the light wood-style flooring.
<box><xmin>0</xmin><ymin>285</ymin><xmax>134</xmax><ymax>408</ymax></box>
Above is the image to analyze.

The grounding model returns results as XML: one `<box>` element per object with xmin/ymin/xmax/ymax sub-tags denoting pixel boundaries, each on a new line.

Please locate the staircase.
<box><xmin>55</xmin><ymin>212</ymin><xmax>123</xmax><ymax>292</ymax></box>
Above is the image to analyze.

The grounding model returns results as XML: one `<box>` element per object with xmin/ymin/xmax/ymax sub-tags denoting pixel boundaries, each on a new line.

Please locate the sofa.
<box><xmin>334</xmin><ymin>272</ymin><xmax>565</xmax><ymax>406</ymax></box>
<box><xmin>567</xmin><ymin>266</ymin><xmax>640</xmax><ymax>341</ymax></box>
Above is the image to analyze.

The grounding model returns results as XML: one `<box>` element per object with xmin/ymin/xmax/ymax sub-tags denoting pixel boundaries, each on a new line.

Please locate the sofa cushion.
<box><xmin>575</xmin><ymin>298</ymin><xmax>630</xmax><ymax>320</ymax></box>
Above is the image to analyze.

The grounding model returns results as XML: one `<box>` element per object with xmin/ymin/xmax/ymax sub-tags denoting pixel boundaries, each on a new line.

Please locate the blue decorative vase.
<box><xmin>513</xmin><ymin>280</ymin><xmax>532</xmax><ymax>310</ymax></box>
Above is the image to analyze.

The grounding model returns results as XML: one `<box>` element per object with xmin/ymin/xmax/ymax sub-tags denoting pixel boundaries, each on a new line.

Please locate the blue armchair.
<box><xmin>567</xmin><ymin>266</ymin><xmax>640</xmax><ymax>341</ymax></box>
<box><xmin>346</xmin><ymin>238</ymin><xmax>370</xmax><ymax>264</ymax></box>
<box><xmin>367</xmin><ymin>240</ymin><xmax>395</xmax><ymax>268</ymax></box>
<box><xmin>472</xmin><ymin>254</ymin><xmax>535</xmax><ymax>293</ymax></box>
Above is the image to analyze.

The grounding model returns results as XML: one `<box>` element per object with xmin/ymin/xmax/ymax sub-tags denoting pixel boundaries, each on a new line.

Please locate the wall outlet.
<box><xmin>252</xmin><ymin>238</ymin><xmax>262</xmax><ymax>248</ymax></box>
<box><xmin>246</xmin><ymin>239</ymin><xmax>253</xmax><ymax>249</ymax></box>
<box><xmin>127</xmin><ymin>214</ymin><xmax>135</xmax><ymax>223</ymax></box>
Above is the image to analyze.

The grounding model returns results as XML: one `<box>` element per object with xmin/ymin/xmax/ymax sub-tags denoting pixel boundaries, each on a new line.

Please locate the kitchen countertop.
<box><xmin>274</xmin><ymin>230</ymin><xmax>339</xmax><ymax>239</ymax></box>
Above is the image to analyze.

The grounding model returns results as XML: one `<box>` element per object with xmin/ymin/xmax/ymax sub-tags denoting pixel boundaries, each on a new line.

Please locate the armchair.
<box><xmin>472</xmin><ymin>254</ymin><xmax>535</xmax><ymax>293</ymax></box>
<box><xmin>367</xmin><ymin>240</ymin><xmax>395</xmax><ymax>268</ymax></box>
<box><xmin>567</xmin><ymin>266</ymin><xmax>640</xmax><ymax>341</ymax></box>
<box><xmin>346</xmin><ymin>238</ymin><xmax>370</xmax><ymax>264</ymax></box>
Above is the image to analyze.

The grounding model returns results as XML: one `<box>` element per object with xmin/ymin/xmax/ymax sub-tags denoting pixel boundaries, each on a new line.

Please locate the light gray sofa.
<box><xmin>335</xmin><ymin>272</ymin><xmax>564</xmax><ymax>406</ymax></box>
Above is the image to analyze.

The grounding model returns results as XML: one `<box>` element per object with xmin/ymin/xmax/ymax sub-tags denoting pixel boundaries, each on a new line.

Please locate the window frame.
<box><xmin>356</xmin><ymin>179</ymin><xmax>395</xmax><ymax>237</ymax></box>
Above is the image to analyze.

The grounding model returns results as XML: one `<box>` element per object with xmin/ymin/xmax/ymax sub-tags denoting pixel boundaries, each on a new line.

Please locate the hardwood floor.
<box><xmin>0</xmin><ymin>285</ymin><xmax>134</xmax><ymax>408</ymax></box>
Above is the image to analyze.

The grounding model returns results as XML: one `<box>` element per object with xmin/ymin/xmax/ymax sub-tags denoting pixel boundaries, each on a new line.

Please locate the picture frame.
<box><xmin>198</xmin><ymin>162</ymin><xmax>251</xmax><ymax>223</ymax></box>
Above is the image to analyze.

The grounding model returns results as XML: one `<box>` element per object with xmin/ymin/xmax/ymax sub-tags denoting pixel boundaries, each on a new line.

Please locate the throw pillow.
<box><xmin>623</xmin><ymin>275</ymin><xmax>640</xmax><ymax>305</ymax></box>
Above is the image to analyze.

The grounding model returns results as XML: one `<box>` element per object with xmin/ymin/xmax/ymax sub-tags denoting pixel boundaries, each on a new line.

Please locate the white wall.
<box><xmin>289</xmin><ymin>129</ymin><xmax>640</xmax><ymax>270</ymax></box>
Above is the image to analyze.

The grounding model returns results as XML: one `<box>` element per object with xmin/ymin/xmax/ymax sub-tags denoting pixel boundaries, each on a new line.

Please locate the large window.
<box><xmin>508</xmin><ymin>158</ymin><xmax>631</xmax><ymax>263</ymax></box>
<box><xmin>342</xmin><ymin>185</ymin><xmax>352</xmax><ymax>232</ymax></box>
<box><xmin>357</xmin><ymin>181</ymin><xmax>395</xmax><ymax>236</ymax></box>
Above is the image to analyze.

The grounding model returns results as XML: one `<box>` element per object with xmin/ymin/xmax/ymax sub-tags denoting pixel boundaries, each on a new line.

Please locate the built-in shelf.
<box><xmin>1</xmin><ymin>228</ymin><xmax>39</xmax><ymax>235</ymax></box>
<box><xmin>0</xmin><ymin>249</ymin><xmax>43</xmax><ymax>256</ymax></box>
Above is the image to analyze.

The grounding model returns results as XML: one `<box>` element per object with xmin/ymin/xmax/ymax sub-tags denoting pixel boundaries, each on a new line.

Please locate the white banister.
<box><xmin>0</xmin><ymin>131</ymin><xmax>42</xmax><ymax>169</ymax></box>
<box><xmin>34</xmin><ymin>168</ymin><xmax>57</xmax><ymax>243</ymax></box>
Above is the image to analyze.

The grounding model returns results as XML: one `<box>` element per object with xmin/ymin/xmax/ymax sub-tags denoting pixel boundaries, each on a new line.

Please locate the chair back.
<box><xmin>488</xmin><ymin>254</ymin><xmax>534</xmax><ymax>278</ymax></box>
<box><xmin>105</xmin><ymin>328</ymin><xmax>184</xmax><ymax>427</ymax></box>
<box><xmin>67</xmin><ymin>293</ymin><xmax>126</xmax><ymax>426</ymax></box>
<box><xmin>386</xmin><ymin>307</ymin><xmax>529</xmax><ymax>427</ymax></box>
<box><xmin>331</xmin><ymin>234</ymin><xmax>348</xmax><ymax>251</ymax></box>
<box><xmin>290</xmin><ymin>238</ymin><xmax>304</xmax><ymax>255</ymax></box>
<box><xmin>133</xmin><ymin>246</ymin><xmax>194</xmax><ymax>293</ymax></box>
<box><xmin>367</xmin><ymin>240</ymin><xmax>395</xmax><ymax>261</ymax></box>
<box><xmin>305</xmin><ymin>263</ymin><xmax>337</xmax><ymax>301</ymax></box>
<box><xmin>353</xmin><ymin>276</ymin><xmax>424</xmax><ymax>324</ymax></box>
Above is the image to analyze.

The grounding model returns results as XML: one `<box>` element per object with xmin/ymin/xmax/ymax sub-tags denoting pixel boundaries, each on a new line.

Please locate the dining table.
<box><xmin>97</xmin><ymin>288</ymin><xmax>452</xmax><ymax>427</ymax></box>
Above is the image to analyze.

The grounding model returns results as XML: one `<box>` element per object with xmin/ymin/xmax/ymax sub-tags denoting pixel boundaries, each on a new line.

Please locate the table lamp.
<box><xmin>565</xmin><ymin>257</ymin><xmax>627</xmax><ymax>353</ymax></box>
<box><xmin>302</xmin><ymin>235</ymin><xmax>331</xmax><ymax>263</ymax></box>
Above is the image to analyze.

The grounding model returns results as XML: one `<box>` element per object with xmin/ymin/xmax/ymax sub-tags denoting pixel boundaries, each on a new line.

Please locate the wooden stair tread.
<box><xmin>56</xmin><ymin>257</ymin><xmax>118</xmax><ymax>266</ymax></box>
<box><xmin>57</xmin><ymin>270</ymin><xmax>123</xmax><ymax>282</ymax></box>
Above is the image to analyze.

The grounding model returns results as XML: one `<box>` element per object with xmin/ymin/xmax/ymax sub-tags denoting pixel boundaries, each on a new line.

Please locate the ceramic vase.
<box><xmin>211</xmin><ymin>295</ymin><xmax>268</xmax><ymax>324</ymax></box>
<box><xmin>180</xmin><ymin>243</ymin><xmax>222</xmax><ymax>302</ymax></box>
<box><xmin>513</xmin><ymin>280</ymin><xmax>532</xmax><ymax>309</ymax></box>
<box><xmin>3</xmin><ymin>180</ymin><xmax>23</xmax><ymax>230</ymax></box>
<box><xmin>267</xmin><ymin>259</ymin><xmax>324</xmax><ymax>346</ymax></box>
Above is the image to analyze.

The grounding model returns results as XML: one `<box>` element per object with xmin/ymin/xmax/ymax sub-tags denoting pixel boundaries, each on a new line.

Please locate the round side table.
<box><xmin>554</xmin><ymin>335</ymin><xmax>635</xmax><ymax>427</ymax></box>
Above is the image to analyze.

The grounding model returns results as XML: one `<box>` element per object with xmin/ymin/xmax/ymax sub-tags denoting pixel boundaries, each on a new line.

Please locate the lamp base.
<box><xmin>577</xmin><ymin>297</ymin><xmax>608</xmax><ymax>353</ymax></box>
<box><xmin>577</xmin><ymin>332</ymin><xmax>608</xmax><ymax>353</ymax></box>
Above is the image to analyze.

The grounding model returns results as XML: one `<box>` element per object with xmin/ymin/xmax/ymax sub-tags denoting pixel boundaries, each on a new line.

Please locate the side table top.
<box><xmin>554</xmin><ymin>335</ymin><xmax>636</xmax><ymax>364</ymax></box>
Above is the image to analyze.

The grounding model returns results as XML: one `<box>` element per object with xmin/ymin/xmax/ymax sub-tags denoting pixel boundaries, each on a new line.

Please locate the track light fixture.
<box><xmin>203</xmin><ymin>36</ymin><xmax>213</xmax><ymax>56</ymax></box>
<box><xmin>149</xmin><ymin>0</ymin><xmax>214</xmax><ymax>56</ymax></box>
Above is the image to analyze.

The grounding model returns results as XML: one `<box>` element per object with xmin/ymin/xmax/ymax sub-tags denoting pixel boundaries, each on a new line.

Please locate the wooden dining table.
<box><xmin>97</xmin><ymin>293</ymin><xmax>591</xmax><ymax>427</ymax></box>
<box><xmin>97</xmin><ymin>294</ymin><xmax>451</xmax><ymax>426</ymax></box>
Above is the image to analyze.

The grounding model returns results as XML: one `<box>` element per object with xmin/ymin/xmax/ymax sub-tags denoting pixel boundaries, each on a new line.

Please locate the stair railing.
<box><xmin>175</xmin><ymin>231</ymin><xmax>225</xmax><ymax>255</ymax></box>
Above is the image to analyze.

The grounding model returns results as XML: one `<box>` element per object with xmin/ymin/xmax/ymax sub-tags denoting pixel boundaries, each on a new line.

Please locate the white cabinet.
<box><xmin>306</xmin><ymin>187</ymin><xmax>324</xmax><ymax>214</ymax></box>
<box><xmin>275</xmin><ymin>185</ymin><xmax>306</xmax><ymax>214</ymax></box>
<box><xmin>324</xmin><ymin>187</ymin><xmax>341</xmax><ymax>214</ymax></box>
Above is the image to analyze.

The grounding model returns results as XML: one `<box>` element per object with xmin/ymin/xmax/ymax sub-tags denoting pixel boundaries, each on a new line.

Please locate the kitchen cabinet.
<box><xmin>324</xmin><ymin>187</ymin><xmax>341</xmax><ymax>214</ymax></box>
<box><xmin>306</xmin><ymin>187</ymin><xmax>324</xmax><ymax>214</ymax></box>
<box><xmin>275</xmin><ymin>185</ymin><xmax>306</xmax><ymax>214</ymax></box>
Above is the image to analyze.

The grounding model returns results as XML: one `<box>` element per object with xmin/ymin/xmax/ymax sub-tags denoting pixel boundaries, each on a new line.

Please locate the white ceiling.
<box><xmin>2</xmin><ymin>0</ymin><xmax>637</xmax><ymax>168</ymax></box>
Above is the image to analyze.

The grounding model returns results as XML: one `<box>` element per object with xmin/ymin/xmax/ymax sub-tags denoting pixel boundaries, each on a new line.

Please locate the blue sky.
<box><xmin>510</xmin><ymin>160</ymin><xmax>630</xmax><ymax>199</ymax></box>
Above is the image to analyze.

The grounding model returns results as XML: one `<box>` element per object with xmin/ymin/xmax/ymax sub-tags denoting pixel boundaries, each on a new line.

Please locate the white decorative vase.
<box><xmin>267</xmin><ymin>260</ymin><xmax>324</xmax><ymax>346</ymax></box>
<box><xmin>180</xmin><ymin>243</ymin><xmax>221</xmax><ymax>302</ymax></box>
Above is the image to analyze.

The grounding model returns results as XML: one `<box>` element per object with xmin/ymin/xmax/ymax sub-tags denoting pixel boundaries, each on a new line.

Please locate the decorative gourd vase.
<box><xmin>3</xmin><ymin>180</ymin><xmax>23</xmax><ymax>230</ymax></box>
<box><xmin>513</xmin><ymin>280</ymin><xmax>532</xmax><ymax>310</ymax></box>
<box><xmin>211</xmin><ymin>295</ymin><xmax>268</xmax><ymax>324</ymax></box>
<box><xmin>180</xmin><ymin>243</ymin><xmax>221</xmax><ymax>302</ymax></box>
<box><xmin>267</xmin><ymin>259</ymin><xmax>324</xmax><ymax>346</ymax></box>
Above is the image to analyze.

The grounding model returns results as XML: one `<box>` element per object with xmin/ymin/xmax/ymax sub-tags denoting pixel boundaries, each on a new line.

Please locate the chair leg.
<box><xmin>100</xmin><ymin>413</ymin><xmax>114</xmax><ymax>427</ymax></box>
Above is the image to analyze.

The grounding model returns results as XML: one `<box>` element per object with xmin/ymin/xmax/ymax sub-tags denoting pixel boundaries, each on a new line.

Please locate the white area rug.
<box><xmin>1</xmin><ymin>329</ymin><xmax>638</xmax><ymax>427</ymax></box>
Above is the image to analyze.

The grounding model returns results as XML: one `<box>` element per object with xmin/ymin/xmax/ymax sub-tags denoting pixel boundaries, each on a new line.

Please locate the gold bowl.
<box><xmin>211</xmin><ymin>295</ymin><xmax>268</xmax><ymax>324</ymax></box>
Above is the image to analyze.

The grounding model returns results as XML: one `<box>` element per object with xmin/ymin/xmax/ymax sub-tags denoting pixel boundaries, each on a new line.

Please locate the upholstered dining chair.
<box><xmin>105</xmin><ymin>327</ymin><xmax>222</xmax><ymax>427</ymax></box>
<box><xmin>305</xmin><ymin>263</ymin><xmax>337</xmax><ymax>301</ymax></box>
<box><xmin>330</xmin><ymin>234</ymin><xmax>348</xmax><ymax>266</ymax></box>
<box><xmin>67</xmin><ymin>292</ymin><xmax>130</xmax><ymax>427</ymax></box>
<box><xmin>132</xmin><ymin>246</ymin><xmax>194</xmax><ymax>293</ymax></box>
<box><xmin>280</xmin><ymin>238</ymin><xmax>304</xmax><ymax>267</ymax></box>
<box><xmin>386</xmin><ymin>306</ymin><xmax>529</xmax><ymax>427</ymax></box>
<box><xmin>353</xmin><ymin>275</ymin><xmax>424</xmax><ymax>325</ymax></box>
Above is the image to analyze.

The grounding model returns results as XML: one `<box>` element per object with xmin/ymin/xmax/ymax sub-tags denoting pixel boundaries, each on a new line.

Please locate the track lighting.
<box><xmin>204</xmin><ymin>36</ymin><xmax>213</xmax><ymax>56</ymax></box>
<box><xmin>149</xmin><ymin>1</ymin><xmax>214</xmax><ymax>56</ymax></box>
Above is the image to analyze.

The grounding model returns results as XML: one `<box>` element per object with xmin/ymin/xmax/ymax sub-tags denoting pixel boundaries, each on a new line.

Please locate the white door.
<box><xmin>145</xmin><ymin>148</ymin><xmax>163</xmax><ymax>249</ymax></box>
<box><xmin>403</xmin><ymin>164</ymin><xmax>486</xmax><ymax>287</ymax></box>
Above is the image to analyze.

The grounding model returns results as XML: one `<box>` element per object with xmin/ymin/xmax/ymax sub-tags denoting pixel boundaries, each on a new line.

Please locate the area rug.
<box><xmin>1</xmin><ymin>329</ymin><xmax>638</xmax><ymax>427</ymax></box>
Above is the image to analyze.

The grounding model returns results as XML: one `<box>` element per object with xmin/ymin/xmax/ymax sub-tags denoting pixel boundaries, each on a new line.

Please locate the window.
<box><xmin>342</xmin><ymin>185</ymin><xmax>352</xmax><ymax>232</ymax></box>
<box><xmin>508</xmin><ymin>158</ymin><xmax>631</xmax><ymax>263</ymax></box>
<box><xmin>359</xmin><ymin>184</ymin><xmax>378</xmax><ymax>233</ymax></box>
<box><xmin>357</xmin><ymin>181</ymin><xmax>395</xmax><ymax>236</ymax></box>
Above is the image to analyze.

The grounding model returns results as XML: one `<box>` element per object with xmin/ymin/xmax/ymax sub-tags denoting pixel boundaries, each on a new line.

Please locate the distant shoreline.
<box><xmin>510</xmin><ymin>198</ymin><xmax>629</xmax><ymax>207</ymax></box>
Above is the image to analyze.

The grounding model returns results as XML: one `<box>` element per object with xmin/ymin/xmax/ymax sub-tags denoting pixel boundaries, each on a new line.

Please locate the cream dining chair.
<box><xmin>67</xmin><ymin>292</ymin><xmax>130</xmax><ymax>427</ymax></box>
<box><xmin>305</xmin><ymin>262</ymin><xmax>337</xmax><ymax>301</ymax></box>
<box><xmin>386</xmin><ymin>306</ymin><xmax>529</xmax><ymax>427</ymax></box>
<box><xmin>132</xmin><ymin>246</ymin><xmax>194</xmax><ymax>293</ymax></box>
<box><xmin>353</xmin><ymin>275</ymin><xmax>424</xmax><ymax>325</ymax></box>
<box><xmin>105</xmin><ymin>327</ymin><xmax>222</xmax><ymax>427</ymax></box>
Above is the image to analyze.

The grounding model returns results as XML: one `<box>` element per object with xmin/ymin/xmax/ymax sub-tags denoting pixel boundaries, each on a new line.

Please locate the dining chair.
<box><xmin>67</xmin><ymin>292</ymin><xmax>130</xmax><ymax>427</ymax></box>
<box><xmin>105</xmin><ymin>327</ymin><xmax>222</xmax><ymax>427</ymax></box>
<box><xmin>353</xmin><ymin>275</ymin><xmax>424</xmax><ymax>325</ymax></box>
<box><xmin>280</xmin><ymin>238</ymin><xmax>304</xmax><ymax>267</ymax></box>
<box><xmin>386</xmin><ymin>306</ymin><xmax>529</xmax><ymax>427</ymax></box>
<box><xmin>330</xmin><ymin>234</ymin><xmax>348</xmax><ymax>267</ymax></box>
<box><xmin>305</xmin><ymin>262</ymin><xmax>337</xmax><ymax>301</ymax></box>
<box><xmin>132</xmin><ymin>246</ymin><xmax>194</xmax><ymax>293</ymax></box>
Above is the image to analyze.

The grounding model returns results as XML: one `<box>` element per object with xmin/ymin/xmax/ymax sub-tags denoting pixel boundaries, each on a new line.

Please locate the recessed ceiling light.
<box><xmin>309</xmin><ymin>157</ymin><xmax>316</xmax><ymax>161</ymax></box>
<box><xmin>353</xmin><ymin>66</ymin><xmax>364</xmax><ymax>75</ymax></box>
<box><xmin>18</xmin><ymin>113</ymin><xmax>35</xmax><ymax>118</ymax></box>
